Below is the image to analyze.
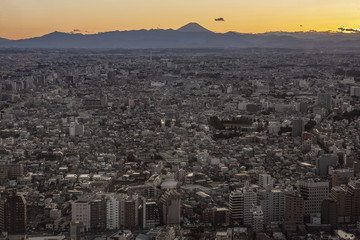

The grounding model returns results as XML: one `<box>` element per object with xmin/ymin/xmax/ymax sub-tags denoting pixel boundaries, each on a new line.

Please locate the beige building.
<box><xmin>299</xmin><ymin>179</ymin><xmax>329</xmax><ymax>216</ymax></box>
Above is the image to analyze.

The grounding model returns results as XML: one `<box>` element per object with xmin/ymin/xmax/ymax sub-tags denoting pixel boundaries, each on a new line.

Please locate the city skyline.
<box><xmin>1</xmin><ymin>0</ymin><xmax>360</xmax><ymax>39</ymax></box>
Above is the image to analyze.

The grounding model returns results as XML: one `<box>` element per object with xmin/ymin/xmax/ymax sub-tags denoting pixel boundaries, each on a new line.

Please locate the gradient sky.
<box><xmin>1</xmin><ymin>0</ymin><xmax>360</xmax><ymax>39</ymax></box>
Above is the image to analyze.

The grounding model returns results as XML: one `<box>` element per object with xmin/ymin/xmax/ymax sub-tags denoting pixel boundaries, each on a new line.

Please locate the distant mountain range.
<box><xmin>1</xmin><ymin>22</ymin><xmax>360</xmax><ymax>49</ymax></box>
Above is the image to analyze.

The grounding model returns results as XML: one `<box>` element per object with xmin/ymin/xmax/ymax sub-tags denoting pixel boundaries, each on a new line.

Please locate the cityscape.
<box><xmin>0</xmin><ymin>47</ymin><xmax>359</xmax><ymax>239</ymax></box>
<box><xmin>2</xmin><ymin>1</ymin><xmax>360</xmax><ymax>239</ymax></box>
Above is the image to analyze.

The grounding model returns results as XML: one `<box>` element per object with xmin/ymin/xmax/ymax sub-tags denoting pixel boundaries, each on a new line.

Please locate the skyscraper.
<box><xmin>332</xmin><ymin>168</ymin><xmax>354</xmax><ymax>188</ymax></box>
<box><xmin>106</xmin><ymin>194</ymin><xmax>120</xmax><ymax>230</ymax></box>
<box><xmin>6</xmin><ymin>193</ymin><xmax>27</xmax><ymax>234</ymax></box>
<box><xmin>69</xmin><ymin>122</ymin><xmax>84</xmax><ymax>137</ymax></box>
<box><xmin>7</xmin><ymin>164</ymin><xmax>23</xmax><ymax>180</ymax></box>
<box><xmin>317</xmin><ymin>93</ymin><xmax>332</xmax><ymax>111</ymax></box>
<box><xmin>90</xmin><ymin>198</ymin><xmax>106</xmax><ymax>231</ymax></box>
<box><xmin>229</xmin><ymin>183</ymin><xmax>257</xmax><ymax>225</ymax></box>
<box><xmin>321</xmin><ymin>198</ymin><xmax>337</xmax><ymax>226</ymax></box>
<box><xmin>347</xmin><ymin>180</ymin><xmax>360</xmax><ymax>221</ymax></box>
<box><xmin>299</xmin><ymin>179</ymin><xmax>329</xmax><ymax>216</ymax></box>
<box><xmin>70</xmin><ymin>221</ymin><xmax>86</xmax><ymax>240</ymax></box>
<box><xmin>292</xmin><ymin>118</ymin><xmax>304</xmax><ymax>137</ymax></box>
<box><xmin>330</xmin><ymin>180</ymin><xmax>360</xmax><ymax>223</ymax></box>
<box><xmin>283</xmin><ymin>191</ymin><xmax>304</xmax><ymax>231</ymax></box>
<box><xmin>252</xmin><ymin>206</ymin><xmax>264</xmax><ymax>233</ymax></box>
<box><xmin>159</xmin><ymin>190</ymin><xmax>181</xmax><ymax>225</ymax></box>
<box><xmin>72</xmin><ymin>200</ymin><xmax>91</xmax><ymax>231</ymax></box>
<box><xmin>317</xmin><ymin>155</ymin><xmax>338</xmax><ymax>176</ymax></box>
<box><xmin>0</xmin><ymin>198</ymin><xmax>5</xmax><ymax>233</ymax></box>
<box><xmin>124</xmin><ymin>195</ymin><xmax>139</xmax><ymax>229</ymax></box>
<box><xmin>258</xmin><ymin>174</ymin><xmax>273</xmax><ymax>189</ymax></box>
<box><xmin>141</xmin><ymin>199</ymin><xmax>160</xmax><ymax>229</ymax></box>
<box><xmin>258</xmin><ymin>187</ymin><xmax>284</xmax><ymax>222</ymax></box>
<box><xmin>202</xmin><ymin>207</ymin><xmax>230</xmax><ymax>227</ymax></box>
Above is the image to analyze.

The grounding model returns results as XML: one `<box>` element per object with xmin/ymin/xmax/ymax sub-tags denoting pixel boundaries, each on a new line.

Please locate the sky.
<box><xmin>1</xmin><ymin>0</ymin><xmax>360</xmax><ymax>39</ymax></box>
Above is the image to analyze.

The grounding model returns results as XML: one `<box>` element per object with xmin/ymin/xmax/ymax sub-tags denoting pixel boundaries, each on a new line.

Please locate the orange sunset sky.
<box><xmin>1</xmin><ymin>0</ymin><xmax>360</xmax><ymax>39</ymax></box>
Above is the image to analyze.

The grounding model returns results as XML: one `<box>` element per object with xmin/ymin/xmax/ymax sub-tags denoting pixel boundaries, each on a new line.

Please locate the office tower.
<box><xmin>124</xmin><ymin>195</ymin><xmax>139</xmax><ymax>229</ymax></box>
<box><xmin>292</xmin><ymin>118</ymin><xmax>304</xmax><ymax>137</ymax></box>
<box><xmin>345</xmin><ymin>180</ymin><xmax>360</xmax><ymax>222</ymax></box>
<box><xmin>70</xmin><ymin>221</ymin><xmax>86</xmax><ymax>240</ymax></box>
<box><xmin>214</xmin><ymin>208</ymin><xmax>230</xmax><ymax>227</ymax></box>
<box><xmin>329</xmin><ymin>180</ymin><xmax>360</xmax><ymax>224</ymax></box>
<box><xmin>299</xmin><ymin>179</ymin><xmax>329</xmax><ymax>216</ymax></box>
<box><xmin>0</xmin><ymin>199</ymin><xmax>4</xmax><ymax>233</ymax></box>
<box><xmin>252</xmin><ymin>206</ymin><xmax>264</xmax><ymax>233</ymax></box>
<box><xmin>258</xmin><ymin>188</ymin><xmax>284</xmax><ymax>222</ymax></box>
<box><xmin>72</xmin><ymin>200</ymin><xmax>91</xmax><ymax>230</ymax></box>
<box><xmin>316</xmin><ymin>155</ymin><xmax>338</xmax><ymax>176</ymax></box>
<box><xmin>284</xmin><ymin>191</ymin><xmax>304</xmax><ymax>229</ymax></box>
<box><xmin>6</xmin><ymin>193</ymin><xmax>27</xmax><ymax>234</ymax></box>
<box><xmin>350</xmin><ymin>86</ymin><xmax>360</xmax><ymax>97</ymax></box>
<box><xmin>230</xmin><ymin>190</ymin><xmax>244</xmax><ymax>224</ymax></box>
<box><xmin>317</xmin><ymin>93</ymin><xmax>332</xmax><ymax>110</ymax></box>
<box><xmin>202</xmin><ymin>207</ymin><xmax>230</xmax><ymax>227</ymax></box>
<box><xmin>331</xmin><ymin>186</ymin><xmax>351</xmax><ymax>223</ymax></box>
<box><xmin>107</xmin><ymin>71</ymin><xmax>116</xmax><ymax>83</ymax></box>
<box><xmin>7</xmin><ymin>164</ymin><xmax>23</xmax><ymax>180</ymax></box>
<box><xmin>141</xmin><ymin>200</ymin><xmax>160</xmax><ymax>229</ymax></box>
<box><xmin>202</xmin><ymin>208</ymin><xmax>213</xmax><ymax>224</ymax></box>
<box><xmin>354</xmin><ymin>161</ymin><xmax>360</xmax><ymax>177</ymax></box>
<box><xmin>159</xmin><ymin>190</ymin><xmax>181</xmax><ymax>225</ymax></box>
<box><xmin>297</xmin><ymin>102</ymin><xmax>308</xmax><ymax>113</ymax></box>
<box><xmin>106</xmin><ymin>195</ymin><xmax>120</xmax><ymax>230</ymax></box>
<box><xmin>0</xmin><ymin>165</ymin><xmax>8</xmax><ymax>184</ymax></box>
<box><xmin>258</xmin><ymin>174</ymin><xmax>272</xmax><ymax>189</ymax></box>
<box><xmin>321</xmin><ymin>198</ymin><xmax>337</xmax><ymax>226</ymax></box>
<box><xmin>69</xmin><ymin>122</ymin><xmax>84</xmax><ymax>137</ymax></box>
<box><xmin>90</xmin><ymin>198</ymin><xmax>106</xmax><ymax>231</ymax></box>
<box><xmin>332</xmin><ymin>168</ymin><xmax>354</xmax><ymax>187</ymax></box>
<box><xmin>229</xmin><ymin>184</ymin><xmax>257</xmax><ymax>225</ymax></box>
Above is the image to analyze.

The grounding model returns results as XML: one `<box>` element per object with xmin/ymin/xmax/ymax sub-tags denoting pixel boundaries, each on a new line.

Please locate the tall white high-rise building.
<box><xmin>229</xmin><ymin>183</ymin><xmax>257</xmax><ymax>225</ymax></box>
<box><xmin>258</xmin><ymin>187</ymin><xmax>284</xmax><ymax>222</ymax></box>
<box><xmin>106</xmin><ymin>194</ymin><xmax>120</xmax><ymax>230</ymax></box>
<box><xmin>104</xmin><ymin>193</ymin><xmax>129</xmax><ymax>230</ymax></box>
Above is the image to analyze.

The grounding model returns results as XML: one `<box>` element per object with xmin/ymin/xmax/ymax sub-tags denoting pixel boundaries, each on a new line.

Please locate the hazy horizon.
<box><xmin>1</xmin><ymin>0</ymin><xmax>360</xmax><ymax>40</ymax></box>
<box><xmin>1</xmin><ymin>22</ymin><xmax>360</xmax><ymax>41</ymax></box>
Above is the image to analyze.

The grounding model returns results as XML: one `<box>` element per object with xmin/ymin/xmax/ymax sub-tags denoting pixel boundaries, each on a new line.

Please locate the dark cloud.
<box><xmin>338</xmin><ymin>27</ymin><xmax>360</xmax><ymax>33</ymax></box>
<box><xmin>70</xmin><ymin>29</ymin><xmax>90</xmax><ymax>34</ymax></box>
<box><xmin>214</xmin><ymin>18</ymin><xmax>225</xmax><ymax>22</ymax></box>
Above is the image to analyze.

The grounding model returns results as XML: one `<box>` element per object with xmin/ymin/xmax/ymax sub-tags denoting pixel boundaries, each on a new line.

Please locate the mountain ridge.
<box><xmin>1</xmin><ymin>23</ymin><xmax>360</xmax><ymax>49</ymax></box>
